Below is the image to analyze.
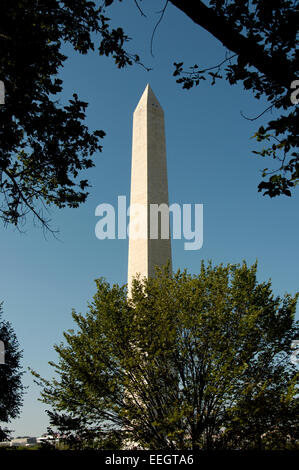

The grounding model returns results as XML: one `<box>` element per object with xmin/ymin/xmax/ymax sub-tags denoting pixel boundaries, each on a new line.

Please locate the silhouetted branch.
<box><xmin>151</xmin><ymin>1</ymin><xmax>169</xmax><ymax>57</ymax></box>
<box><xmin>2</xmin><ymin>168</ymin><xmax>59</xmax><ymax>236</ymax></box>
<box><xmin>133</xmin><ymin>0</ymin><xmax>146</xmax><ymax>17</ymax></box>
<box><xmin>240</xmin><ymin>103</ymin><xmax>275</xmax><ymax>121</ymax></box>
<box><xmin>169</xmin><ymin>0</ymin><xmax>293</xmax><ymax>89</ymax></box>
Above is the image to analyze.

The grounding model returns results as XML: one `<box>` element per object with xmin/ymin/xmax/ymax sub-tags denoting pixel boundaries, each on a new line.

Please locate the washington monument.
<box><xmin>127</xmin><ymin>84</ymin><xmax>172</xmax><ymax>293</ymax></box>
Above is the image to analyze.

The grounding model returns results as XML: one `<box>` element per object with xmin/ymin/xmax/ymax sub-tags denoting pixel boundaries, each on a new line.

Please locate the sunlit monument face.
<box><xmin>127</xmin><ymin>84</ymin><xmax>172</xmax><ymax>295</ymax></box>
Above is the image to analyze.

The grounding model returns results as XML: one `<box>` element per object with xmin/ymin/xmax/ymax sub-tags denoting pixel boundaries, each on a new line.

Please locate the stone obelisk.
<box><xmin>127</xmin><ymin>84</ymin><xmax>172</xmax><ymax>294</ymax></box>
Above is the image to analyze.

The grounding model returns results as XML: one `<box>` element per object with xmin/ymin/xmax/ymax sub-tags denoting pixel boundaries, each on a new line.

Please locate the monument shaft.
<box><xmin>127</xmin><ymin>85</ymin><xmax>172</xmax><ymax>292</ymax></box>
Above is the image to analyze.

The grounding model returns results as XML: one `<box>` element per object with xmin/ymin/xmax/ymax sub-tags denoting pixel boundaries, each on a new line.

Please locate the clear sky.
<box><xmin>1</xmin><ymin>1</ymin><xmax>298</xmax><ymax>437</ymax></box>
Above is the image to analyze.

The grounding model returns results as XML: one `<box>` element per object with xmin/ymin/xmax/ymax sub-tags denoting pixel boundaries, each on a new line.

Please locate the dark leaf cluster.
<box><xmin>0</xmin><ymin>0</ymin><xmax>138</xmax><ymax>229</ymax></box>
<box><xmin>171</xmin><ymin>0</ymin><xmax>298</xmax><ymax>197</ymax></box>
<box><xmin>0</xmin><ymin>303</ymin><xmax>25</xmax><ymax>441</ymax></box>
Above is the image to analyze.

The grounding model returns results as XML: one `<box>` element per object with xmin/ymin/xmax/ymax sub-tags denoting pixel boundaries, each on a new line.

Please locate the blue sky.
<box><xmin>1</xmin><ymin>1</ymin><xmax>298</xmax><ymax>437</ymax></box>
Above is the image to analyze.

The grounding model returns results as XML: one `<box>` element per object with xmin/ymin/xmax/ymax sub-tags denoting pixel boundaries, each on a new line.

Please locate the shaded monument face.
<box><xmin>127</xmin><ymin>84</ymin><xmax>172</xmax><ymax>294</ymax></box>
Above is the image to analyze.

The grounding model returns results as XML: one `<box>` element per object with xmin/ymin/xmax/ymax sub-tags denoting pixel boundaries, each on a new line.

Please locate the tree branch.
<box><xmin>240</xmin><ymin>102</ymin><xmax>276</xmax><ymax>121</ymax></box>
<box><xmin>133</xmin><ymin>0</ymin><xmax>146</xmax><ymax>17</ymax></box>
<box><xmin>151</xmin><ymin>1</ymin><xmax>169</xmax><ymax>57</ymax></box>
<box><xmin>3</xmin><ymin>168</ymin><xmax>57</xmax><ymax>234</ymax></box>
<box><xmin>169</xmin><ymin>0</ymin><xmax>295</xmax><ymax>89</ymax></box>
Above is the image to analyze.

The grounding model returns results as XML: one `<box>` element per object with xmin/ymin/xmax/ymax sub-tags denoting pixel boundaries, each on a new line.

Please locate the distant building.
<box><xmin>0</xmin><ymin>436</ymin><xmax>37</xmax><ymax>447</ymax></box>
<box><xmin>36</xmin><ymin>434</ymin><xmax>56</xmax><ymax>444</ymax></box>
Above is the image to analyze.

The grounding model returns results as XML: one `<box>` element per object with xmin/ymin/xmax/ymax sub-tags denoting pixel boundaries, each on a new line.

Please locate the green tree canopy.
<box><xmin>32</xmin><ymin>262</ymin><xmax>299</xmax><ymax>450</ymax></box>
<box><xmin>0</xmin><ymin>303</ymin><xmax>25</xmax><ymax>441</ymax></box>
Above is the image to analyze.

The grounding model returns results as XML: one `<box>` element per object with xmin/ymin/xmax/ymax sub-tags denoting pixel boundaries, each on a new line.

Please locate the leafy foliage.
<box><xmin>1</xmin><ymin>1</ymin><xmax>297</xmax><ymax>232</ymax></box>
<box><xmin>0</xmin><ymin>303</ymin><xmax>25</xmax><ymax>441</ymax></box>
<box><xmin>44</xmin><ymin>410</ymin><xmax>122</xmax><ymax>450</ymax></box>
<box><xmin>31</xmin><ymin>262</ymin><xmax>299</xmax><ymax>450</ymax></box>
<box><xmin>0</xmin><ymin>0</ymin><xmax>139</xmax><ymax>230</ymax></box>
<box><xmin>171</xmin><ymin>0</ymin><xmax>298</xmax><ymax>197</ymax></box>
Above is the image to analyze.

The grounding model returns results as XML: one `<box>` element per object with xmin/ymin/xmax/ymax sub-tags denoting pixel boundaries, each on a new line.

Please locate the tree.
<box><xmin>0</xmin><ymin>303</ymin><xmax>25</xmax><ymax>441</ymax></box>
<box><xmin>44</xmin><ymin>410</ymin><xmax>123</xmax><ymax>450</ymax></box>
<box><xmin>0</xmin><ymin>0</ymin><xmax>139</xmax><ymax>230</ymax></box>
<box><xmin>31</xmin><ymin>262</ymin><xmax>299</xmax><ymax>450</ymax></box>
<box><xmin>1</xmin><ymin>2</ymin><xmax>297</xmax><ymax>233</ymax></box>
<box><xmin>170</xmin><ymin>0</ymin><xmax>298</xmax><ymax>197</ymax></box>
<box><xmin>1</xmin><ymin>1</ymin><xmax>297</xmax><ymax>232</ymax></box>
